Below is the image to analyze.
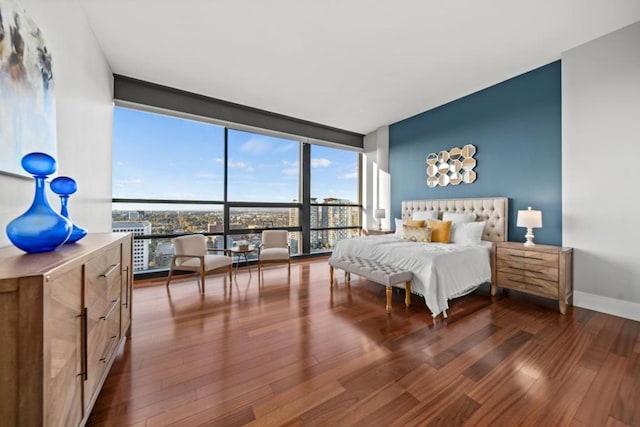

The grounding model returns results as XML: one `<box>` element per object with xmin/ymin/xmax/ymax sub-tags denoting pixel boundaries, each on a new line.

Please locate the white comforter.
<box><xmin>331</xmin><ymin>235</ymin><xmax>492</xmax><ymax>317</ymax></box>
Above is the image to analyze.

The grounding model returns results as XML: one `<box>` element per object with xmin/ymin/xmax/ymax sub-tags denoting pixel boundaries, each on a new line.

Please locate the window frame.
<box><xmin>111</xmin><ymin>106</ymin><xmax>362</xmax><ymax>277</ymax></box>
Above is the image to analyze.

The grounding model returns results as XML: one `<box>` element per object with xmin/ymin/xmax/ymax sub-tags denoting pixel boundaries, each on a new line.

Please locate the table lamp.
<box><xmin>516</xmin><ymin>206</ymin><xmax>542</xmax><ymax>247</ymax></box>
<box><xmin>374</xmin><ymin>208</ymin><xmax>386</xmax><ymax>230</ymax></box>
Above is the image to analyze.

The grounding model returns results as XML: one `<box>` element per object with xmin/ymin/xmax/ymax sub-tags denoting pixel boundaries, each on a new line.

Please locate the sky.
<box><xmin>112</xmin><ymin>107</ymin><xmax>359</xmax><ymax>205</ymax></box>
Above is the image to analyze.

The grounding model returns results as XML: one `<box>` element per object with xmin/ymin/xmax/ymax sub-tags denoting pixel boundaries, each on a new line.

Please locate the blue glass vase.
<box><xmin>6</xmin><ymin>153</ymin><xmax>73</xmax><ymax>253</ymax></box>
<box><xmin>50</xmin><ymin>176</ymin><xmax>87</xmax><ymax>244</ymax></box>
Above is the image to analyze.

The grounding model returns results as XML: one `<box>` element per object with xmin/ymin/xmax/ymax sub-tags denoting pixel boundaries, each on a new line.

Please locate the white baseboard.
<box><xmin>573</xmin><ymin>291</ymin><xmax>640</xmax><ymax>322</ymax></box>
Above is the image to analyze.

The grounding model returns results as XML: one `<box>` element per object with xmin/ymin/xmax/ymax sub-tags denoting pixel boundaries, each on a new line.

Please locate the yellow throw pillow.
<box><xmin>403</xmin><ymin>225</ymin><xmax>432</xmax><ymax>242</ymax></box>
<box><xmin>404</xmin><ymin>219</ymin><xmax>425</xmax><ymax>227</ymax></box>
<box><xmin>427</xmin><ymin>220</ymin><xmax>452</xmax><ymax>243</ymax></box>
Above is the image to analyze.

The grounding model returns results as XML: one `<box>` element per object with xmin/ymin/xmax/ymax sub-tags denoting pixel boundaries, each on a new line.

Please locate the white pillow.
<box><xmin>412</xmin><ymin>210</ymin><xmax>439</xmax><ymax>221</ymax></box>
<box><xmin>394</xmin><ymin>218</ymin><xmax>403</xmax><ymax>237</ymax></box>
<box><xmin>442</xmin><ymin>212</ymin><xmax>476</xmax><ymax>225</ymax></box>
<box><xmin>450</xmin><ymin>221</ymin><xmax>486</xmax><ymax>244</ymax></box>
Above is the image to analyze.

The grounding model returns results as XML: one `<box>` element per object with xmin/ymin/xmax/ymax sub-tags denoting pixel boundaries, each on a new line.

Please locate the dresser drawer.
<box><xmin>497</xmin><ymin>258</ymin><xmax>525</xmax><ymax>270</ymax></box>
<box><xmin>83</xmin><ymin>241</ymin><xmax>123</xmax><ymax>408</ymax></box>
<box><xmin>497</xmin><ymin>247</ymin><xmax>526</xmax><ymax>261</ymax></box>
<box><xmin>497</xmin><ymin>265</ymin><xmax>558</xmax><ymax>282</ymax></box>
<box><xmin>85</xmin><ymin>245</ymin><xmax>121</xmax><ymax>303</ymax></box>
<box><xmin>497</xmin><ymin>272</ymin><xmax>558</xmax><ymax>297</ymax></box>
<box><xmin>524</xmin><ymin>251</ymin><xmax>558</xmax><ymax>267</ymax></box>
<box><xmin>497</xmin><ymin>247</ymin><xmax>558</xmax><ymax>268</ymax></box>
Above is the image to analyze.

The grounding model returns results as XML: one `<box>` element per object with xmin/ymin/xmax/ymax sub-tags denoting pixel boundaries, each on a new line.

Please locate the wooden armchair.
<box><xmin>166</xmin><ymin>234</ymin><xmax>232</xmax><ymax>293</ymax></box>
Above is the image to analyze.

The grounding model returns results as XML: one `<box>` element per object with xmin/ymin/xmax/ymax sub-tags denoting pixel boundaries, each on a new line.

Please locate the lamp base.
<box><xmin>523</xmin><ymin>228</ymin><xmax>536</xmax><ymax>247</ymax></box>
<box><xmin>376</xmin><ymin>219</ymin><xmax>382</xmax><ymax>231</ymax></box>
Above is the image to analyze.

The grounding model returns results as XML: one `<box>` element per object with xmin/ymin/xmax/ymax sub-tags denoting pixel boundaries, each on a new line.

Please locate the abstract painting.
<box><xmin>0</xmin><ymin>0</ymin><xmax>56</xmax><ymax>177</ymax></box>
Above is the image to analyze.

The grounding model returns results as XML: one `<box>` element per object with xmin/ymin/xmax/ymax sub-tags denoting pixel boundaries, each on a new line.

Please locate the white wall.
<box><xmin>562</xmin><ymin>22</ymin><xmax>640</xmax><ymax>321</ymax></box>
<box><xmin>0</xmin><ymin>0</ymin><xmax>113</xmax><ymax>248</ymax></box>
<box><xmin>363</xmin><ymin>126</ymin><xmax>390</xmax><ymax>230</ymax></box>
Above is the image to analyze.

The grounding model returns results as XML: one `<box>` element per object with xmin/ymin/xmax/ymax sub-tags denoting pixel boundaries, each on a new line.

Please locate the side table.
<box><xmin>492</xmin><ymin>241</ymin><xmax>573</xmax><ymax>314</ymax></box>
<box><xmin>228</xmin><ymin>245</ymin><xmax>256</xmax><ymax>277</ymax></box>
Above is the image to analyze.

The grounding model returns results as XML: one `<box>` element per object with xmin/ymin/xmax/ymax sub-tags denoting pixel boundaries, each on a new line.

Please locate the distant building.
<box><xmin>154</xmin><ymin>241</ymin><xmax>174</xmax><ymax>268</ymax></box>
<box><xmin>112</xmin><ymin>221</ymin><xmax>151</xmax><ymax>271</ymax></box>
<box><xmin>207</xmin><ymin>223</ymin><xmax>223</xmax><ymax>233</ymax></box>
<box><xmin>310</xmin><ymin>197</ymin><xmax>320</xmax><ymax>249</ymax></box>
<box><xmin>318</xmin><ymin>198</ymin><xmax>351</xmax><ymax>249</ymax></box>
<box><xmin>289</xmin><ymin>199</ymin><xmax>299</xmax><ymax>227</ymax></box>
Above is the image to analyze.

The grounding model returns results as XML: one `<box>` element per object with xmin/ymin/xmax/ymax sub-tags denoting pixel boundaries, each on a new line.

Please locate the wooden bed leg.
<box><xmin>329</xmin><ymin>265</ymin><xmax>334</xmax><ymax>287</ymax></box>
<box><xmin>491</xmin><ymin>283</ymin><xmax>497</xmax><ymax>296</ymax></box>
<box><xmin>386</xmin><ymin>286</ymin><xmax>392</xmax><ymax>313</ymax></box>
<box><xmin>346</xmin><ymin>272</ymin><xmax>351</xmax><ymax>284</ymax></box>
<box><xmin>405</xmin><ymin>281</ymin><xmax>411</xmax><ymax>307</ymax></box>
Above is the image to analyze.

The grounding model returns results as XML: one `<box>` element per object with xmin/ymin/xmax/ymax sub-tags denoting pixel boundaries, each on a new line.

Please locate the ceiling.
<box><xmin>80</xmin><ymin>0</ymin><xmax>640</xmax><ymax>135</ymax></box>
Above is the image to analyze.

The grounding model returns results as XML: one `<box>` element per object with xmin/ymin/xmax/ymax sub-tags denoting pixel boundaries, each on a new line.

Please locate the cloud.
<box><xmin>282</xmin><ymin>168</ymin><xmax>298</xmax><ymax>176</ymax></box>
<box><xmin>282</xmin><ymin>160</ymin><xmax>299</xmax><ymax>166</ymax></box>
<box><xmin>115</xmin><ymin>178</ymin><xmax>143</xmax><ymax>188</ymax></box>
<box><xmin>215</xmin><ymin>158</ymin><xmax>223</xmax><ymax>164</ymax></box>
<box><xmin>228</xmin><ymin>159</ymin><xmax>254</xmax><ymax>172</ymax></box>
<box><xmin>193</xmin><ymin>171</ymin><xmax>219</xmax><ymax>180</ymax></box>
<box><xmin>241</xmin><ymin>138</ymin><xmax>271</xmax><ymax>154</ymax></box>
<box><xmin>339</xmin><ymin>172</ymin><xmax>358</xmax><ymax>179</ymax></box>
<box><xmin>276</xmin><ymin>142</ymin><xmax>298</xmax><ymax>152</ymax></box>
<box><xmin>117</xmin><ymin>178</ymin><xmax>143</xmax><ymax>185</ymax></box>
<box><xmin>311</xmin><ymin>158</ymin><xmax>331</xmax><ymax>168</ymax></box>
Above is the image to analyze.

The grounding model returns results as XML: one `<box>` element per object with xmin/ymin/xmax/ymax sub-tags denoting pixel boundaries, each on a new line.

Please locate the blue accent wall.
<box><xmin>389</xmin><ymin>61</ymin><xmax>562</xmax><ymax>245</ymax></box>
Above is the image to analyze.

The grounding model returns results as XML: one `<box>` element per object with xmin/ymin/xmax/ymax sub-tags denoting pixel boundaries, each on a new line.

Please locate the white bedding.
<box><xmin>331</xmin><ymin>235</ymin><xmax>492</xmax><ymax>317</ymax></box>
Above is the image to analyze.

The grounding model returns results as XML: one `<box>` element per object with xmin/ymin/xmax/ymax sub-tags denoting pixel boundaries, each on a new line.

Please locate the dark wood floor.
<box><xmin>88</xmin><ymin>257</ymin><xmax>640</xmax><ymax>426</ymax></box>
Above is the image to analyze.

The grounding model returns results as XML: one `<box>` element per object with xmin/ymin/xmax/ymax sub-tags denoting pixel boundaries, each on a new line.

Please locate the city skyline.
<box><xmin>112</xmin><ymin>107</ymin><xmax>359</xmax><ymax>205</ymax></box>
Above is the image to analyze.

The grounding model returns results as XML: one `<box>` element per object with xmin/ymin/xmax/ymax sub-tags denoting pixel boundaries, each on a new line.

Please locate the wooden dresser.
<box><xmin>0</xmin><ymin>233</ymin><xmax>133</xmax><ymax>427</ymax></box>
<box><xmin>492</xmin><ymin>241</ymin><xmax>573</xmax><ymax>314</ymax></box>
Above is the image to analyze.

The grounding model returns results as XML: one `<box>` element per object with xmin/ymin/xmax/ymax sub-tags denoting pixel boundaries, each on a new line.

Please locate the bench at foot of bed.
<box><xmin>328</xmin><ymin>256</ymin><xmax>413</xmax><ymax>313</ymax></box>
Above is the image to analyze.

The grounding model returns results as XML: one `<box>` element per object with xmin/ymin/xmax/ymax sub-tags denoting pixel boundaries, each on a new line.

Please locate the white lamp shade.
<box><xmin>517</xmin><ymin>207</ymin><xmax>542</xmax><ymax>228</ymax></box>
<box><xmin>374</xmin><ymin>208</ymin><xmax>386</xmax><ymax>219</ymax></box>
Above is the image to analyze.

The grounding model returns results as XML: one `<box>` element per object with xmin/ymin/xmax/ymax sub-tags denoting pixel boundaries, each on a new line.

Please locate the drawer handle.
<box><xmin>77</xmin><ymin>307</ymin><xmax>88</xmax><ymax>381</ymax></box>
<box><xmin>101</xmin><ymin>299</ymin><xmax>120</xmax><ymax>321</ymax></box>
<box><xmin>100</xmin><ymin>335</ymin><xmax>119</xmax><ymax>363</ymax></box>
<box><xmin>507</xmin><ymin>254</ymin><xmax>526</xmax><ymax>260</ymax></box>
<box><xmin>123</xmin><ymin>266</ymin><xmax>129</xmax><ymax>309</ymax></box>
<box><xmin>100</xmin><ymin>263</ymin><xmax>120</xmax><ymax>278</ymax></box>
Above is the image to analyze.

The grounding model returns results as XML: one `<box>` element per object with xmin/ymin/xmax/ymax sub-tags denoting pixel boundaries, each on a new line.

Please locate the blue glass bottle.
<box><xmin>6</xmin><ymin>153</ymin><xmax>73</xmax><ymax>253</ymax></box>
<box><xmin>50</xmin><ymin>176</ymin><xmax>87</xmax><ymax>244</ymax></box>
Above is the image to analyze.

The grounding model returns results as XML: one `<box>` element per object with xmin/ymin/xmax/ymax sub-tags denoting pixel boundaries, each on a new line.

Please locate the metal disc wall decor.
<box><xmin>425</xmin><ymin>144</ymin><xmax>476</xmax><ymax>188</ymax></box>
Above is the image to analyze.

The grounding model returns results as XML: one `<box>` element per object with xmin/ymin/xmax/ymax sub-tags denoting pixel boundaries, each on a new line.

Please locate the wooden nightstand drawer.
<box><xmin>497</xmin><ymin>247</ymin><xmax>526</xmax><ymax>260</ymax></box>
<box><xmin>497</xmin><ymin>265</ymin><xmax>559</xmax><ymax>282</ymax></box>
<box><xmin>496</xmin><ymin>272</ymin><xmax>527</xmax><ymax>290</ymax></box>
<box><xmin>496</xmin><ymin>272</ymin><xmax>558</xmax><ymax>298</ymax></box>
<box><xmin>497</xmin><ymin>247</ymin><xmax>558</xmax><ymax>267</ymax></box>
<box><xmin>524</xmin><ymin>251</ymin><xmax>558</xmax><ymax>267</ymax></box>
<box><xmin>497</xmin><ymin>258</ymin><xmax>525</xmax><ymax>270</ymax></box>
<box><xmin>492</xmin><ymin>241</ymin><xmax>573</xmax><ymax>314</ymax></box>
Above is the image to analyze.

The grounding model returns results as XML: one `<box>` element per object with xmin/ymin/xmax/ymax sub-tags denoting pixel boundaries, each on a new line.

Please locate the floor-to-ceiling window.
<box><xmin>112</xmin><ymin>106</ymin><xmax>360</xmax><ymax>275</ymax></box>
<box><xmin>112</xmin><ymin>107</ymin><xmax>225</xmax><ymax>273</ymax></box>
<box><xmin>309</xmin><ymin>145</ymin><xmax>361</xmax><ymax>252</ymax></box>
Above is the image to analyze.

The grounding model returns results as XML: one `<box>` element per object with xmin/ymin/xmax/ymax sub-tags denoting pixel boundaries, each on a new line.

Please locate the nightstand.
<box><xmin>362</xmin><ymin>229</ymin><xmax>394</xmax><ymax>236</ymax></box>
<box><xmin>492</xmin><ymin>241</ymin><xmax>573</xmax><ymax>314</ymax></box>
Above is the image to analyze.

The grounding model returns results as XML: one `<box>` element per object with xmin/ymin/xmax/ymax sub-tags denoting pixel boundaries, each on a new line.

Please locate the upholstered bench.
<box><xmin>328</xmin><ymin>256</ymin><xmax>413</xmax><ymax>312</ymax></box>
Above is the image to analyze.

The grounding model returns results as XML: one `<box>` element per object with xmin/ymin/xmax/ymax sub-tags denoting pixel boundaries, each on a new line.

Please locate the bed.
<box><xmin>331</xmin><ymin>197</ymin><xmax>508</xmax><ymax>318</ymax></box>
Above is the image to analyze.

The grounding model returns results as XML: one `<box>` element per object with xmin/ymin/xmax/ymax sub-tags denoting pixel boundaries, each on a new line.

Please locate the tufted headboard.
<box><xmin>401</xmin><ymin>197</ymin><xmax>508</xmax><ymax>242</ymax></box>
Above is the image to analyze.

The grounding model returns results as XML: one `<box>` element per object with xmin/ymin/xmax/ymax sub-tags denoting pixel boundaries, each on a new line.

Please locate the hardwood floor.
<box><xmin>88</xmin><ymin>257</ymin><xmax>640</xmax><ymax>426</ymax></box>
